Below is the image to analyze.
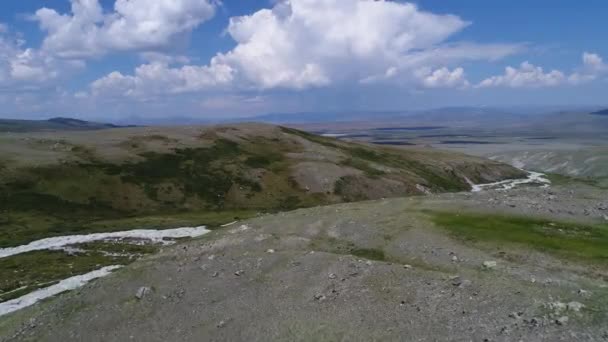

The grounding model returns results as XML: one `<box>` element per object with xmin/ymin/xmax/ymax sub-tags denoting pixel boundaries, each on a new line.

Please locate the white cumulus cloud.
<box><xmin>478</xmin><ymin>52</ymin><xmax>607</xmax><ymax>88</ymax></box>
<box><xmin>0</xmin><ymin>28</ymin><xmax>82</xmax><ymax>89</ymax></box>
<box><xmin>34</xmin><ymin>0</ymin><xmax>217</xmax><ymax>58</ymax></box>
<box><xmin>90</xmin><ymin>0</ymin><xmax>521</xmax><ymax>97</ymax></box>
<box><xmin>91</xmin><ymin>60</ymin><xmax>234</xmax><ymax>98</ymax></box>
<box><xmin>213</xmin><ymin>0</ymin><xmax>470</xmax><ymax>89</ymax></box>
<box><xmin>415</xmin><ymin>67</ymin><xmax>469</xmax><ymax>89</ymax></box>
<box><xmin>568</xmin><ymin>52</ymin><xmax>607</xmax><ymax>85</ymax></box>
<box><xmin>477</xmin><ymin>62</ymin><xmax>566</xmax><ymax>88</ymax></box>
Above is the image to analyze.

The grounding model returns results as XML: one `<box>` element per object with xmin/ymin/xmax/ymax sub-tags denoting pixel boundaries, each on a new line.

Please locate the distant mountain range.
<box><xmin>591</xmin><ymin>109</ymin><xmax>608</xmax><ymax>116</ymax></box>
<box><xmin>2</xmin><ymin>105</ymin><xmax>607</xmax><ymax>132</ymax></box>
<box><xmin>0</xmin><ymin>117</ymin><xmax>133</xmax><ymax>132</ymax></box>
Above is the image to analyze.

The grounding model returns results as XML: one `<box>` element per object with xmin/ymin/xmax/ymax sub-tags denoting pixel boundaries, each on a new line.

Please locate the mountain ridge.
<box><xmin>591</xmin><ymin>109</ymin><xmax>608</xmax><ymax>116</ymax></box>
<box><xmin>0</xmin><ymin>117</ymin><xmax>131</xmax><ymax>132</ymax></box>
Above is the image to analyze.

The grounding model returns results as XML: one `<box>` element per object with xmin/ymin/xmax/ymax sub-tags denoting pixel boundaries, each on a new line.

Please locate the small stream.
<box><xmin>0</xmin><ymin>266</ymin><xmax>122</xmax><ymax>316</ymax></box>
<box><xmin>0</xmin><ymin>226</ymin><xmax>210</xmax><ymax>259</ymax></box>
<box><xmin>0</xmin><ymin>226</ymin><xmax>211</xmax><ymax>317</ymax></box>
<box><xmin>469</xmin><ymin>170</ymin><xmax>551</xmax><ymax>192</ymax></box>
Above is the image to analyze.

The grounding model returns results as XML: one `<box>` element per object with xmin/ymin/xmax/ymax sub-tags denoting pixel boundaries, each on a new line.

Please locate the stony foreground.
<box><xmin>1</xmin><ymin>183</ymin><xmax>607</xmax><ymax>342</ymax></box>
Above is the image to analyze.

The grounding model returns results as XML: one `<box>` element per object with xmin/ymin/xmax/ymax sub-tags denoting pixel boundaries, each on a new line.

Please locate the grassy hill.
<box><xmin>0</xmin><ymin>123</ymin><xmax>525</xmax><ymax>246</ymax></box>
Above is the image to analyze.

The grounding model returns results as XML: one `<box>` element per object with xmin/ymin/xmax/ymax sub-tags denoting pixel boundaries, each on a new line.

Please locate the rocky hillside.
<box><xmin>0</xmin><ymin>123</ymin><xmax>524</xmax><ymax>245</ymax></box>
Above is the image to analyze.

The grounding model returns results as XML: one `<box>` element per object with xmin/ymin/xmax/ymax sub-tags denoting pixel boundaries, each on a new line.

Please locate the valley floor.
<box><xmin>1</xmin><ymin>182</ymin><xmax>608</xmax><ymax>341</ymax></box>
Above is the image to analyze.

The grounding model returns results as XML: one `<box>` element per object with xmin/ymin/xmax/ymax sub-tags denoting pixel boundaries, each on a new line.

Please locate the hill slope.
<box><xmin>0</xmin><ymin>123</ymin><xmax>524</xmax><ymax>246</ymax></box>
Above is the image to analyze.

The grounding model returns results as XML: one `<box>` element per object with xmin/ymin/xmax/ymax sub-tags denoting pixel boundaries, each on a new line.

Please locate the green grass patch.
<box><xmin>279</xmin><ymin>126</ymin><xmax>339</xmax><ymax>148</ymax></box>
<box><xmin>275</xmin><ymin>195</ymin><xmax>302</xmax><ymax>211</ymax></box>
<box><xmin>350</xmin><ymin>247</ymin><xmax>387</xmax><ymax>261</ymax></box>
<box><xmin>88</xmin><ymin>209</ymin><xmax>259</xmax><ymax>231</ymax></box>
<box><xmin>244</xmin><ymin>153</ymin><xmax>283</xmax><ymax>168</ymax></box>
<box><xmin>340</xmin><ymin>158</ymin><xmax>386</xmax><ymax>178</ymax></box>
<box><xmin>333</xmin><ymin>176</ymin><xmax>369</xmax><ymax>202</ymax></box>
<box><xmin>430</xmin><ymin>211</ymin><xmax>608</xmax><ymax>263</ymax></box>
<box><xmin>309</xmin><ymin>236</ymin><xmax>388</xmax><ymax>262</ymax></box>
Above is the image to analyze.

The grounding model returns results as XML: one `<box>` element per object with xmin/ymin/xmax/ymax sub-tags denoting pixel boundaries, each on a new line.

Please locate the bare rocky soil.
<box><xmin>1</xmin><ymin>182</ymin><xmax>607</xmax><ymax>342</ymax></box>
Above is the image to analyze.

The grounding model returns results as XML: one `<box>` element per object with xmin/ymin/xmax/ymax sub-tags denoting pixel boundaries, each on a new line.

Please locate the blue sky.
<box><xmin>0</xmin><ymin>0</ymin><xmax>606</xmax><ymax>121</ymax></box>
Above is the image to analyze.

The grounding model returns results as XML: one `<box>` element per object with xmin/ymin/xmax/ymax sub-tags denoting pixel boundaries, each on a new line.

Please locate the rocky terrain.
<box><xmin>0</xmin><ymin>179</ymin><xmax>607</xmax><ymax>341</ymax></box>
<box><xmin>1</xmin><ymin>124</ymin><xmax>607</xmax><ymax>341</ymax></box>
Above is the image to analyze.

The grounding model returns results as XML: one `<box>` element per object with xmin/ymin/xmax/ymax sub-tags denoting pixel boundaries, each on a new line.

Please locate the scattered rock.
<box><xmin>232</xmin><ymin>224</ymin><xmax>251</xmax><ymax>233</ymax></box>
<box><xmin>449</xmin><ymin>276</ymin><xmax>471</xmax><ymax>288</ymax></box>
<box><xmin>314</xmin><ymin>294</ymin><xmax>326</xmax><ymax>301</ymax></box>
<box><xmin>234</xmin><ymin>270</ymin><xmax>244</xmax><ymax>276</ymax></box>
<box><xmin>217</xmin><ymin>320</ymin><xmax>227</xmax><ymax>328</ymax></box>
<box><xmin>566</xmin><ymin>301</ymin><xmax>584</xmax><ymax>312</ymax></box>
<box><xmin>266</xmin><ymin>249</ymin><xmax>275</xmax><ymax>253</ymax></box>
<box><xmin>328</xmin><ymin>273</ymin><xmax>337</xmax><ymax>279</ymax></box>
<box><xmin>508</xmin><ymin>312</ymin><xmax>523</xmax><ymax>319</ymax></box>
<box><xmin>460</xmin><ymin>279</ymin><xmax>472</xmax><ymax>288</ymax></box>
<box><xmin>482</xmin><ymin>261</ymin><xmax>497</xmax><ymax>269</ymax></box>
<box><xmin>555</xmin><ymin>316</ymin><xmax>569</xmax><ymax>325</ymax></box>
<box><xmin>135</xmin><ymin>286</ymin><xmax>152</xmax><ymax>300</ymax></box>
<box><xmin>548</xmin><ymin>301</ymin><xmax>567</xmax><ymax>312</ymax></box>
<box><xmin>524</xmin><ymin>317</ymin><xmax>540</xmax><ymax>327</ymax></box>
<box><xmin>451</xmin><ymin>255</ymin><xmax>459</xmax><ymax>263</ymax></box>
<box><xmin>174</xmin><ymin>289</ymin><xmax>186</xmax><ymax>299</ymax></box>
<box><xmin>211</xmin><ymin>271</ymin><xmax>219</xmax><ymax>278</ymax></box>
<box><xmin>450</xmin><ymin>276</ymin><xmax>462</xmax><ymax>287</ymax></box>
<box><xmin>548</xmin><ymin>301</ymin><xmax>585</xmax><ymax>313</ymax></box>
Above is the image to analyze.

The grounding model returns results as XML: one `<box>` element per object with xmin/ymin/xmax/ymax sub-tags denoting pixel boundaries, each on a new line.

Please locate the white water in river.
<box><xmin>469</xmin><ymin>170</ymin><xmax>551</xmax><ymax>192</ymax></box>
<box><xmin>0</xmin><ymin>226</ymin><xmax>211</xmax><ymax>316</ymax></box>
<box><xmin>0</xmin><ymin>226</ymin><xmax>210</xmax><ymax>259</ymax></box>
<box><xmin>0</xmin><ymin>266</ymin><xmax>122</xmax><ymax>317</ymax></box>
